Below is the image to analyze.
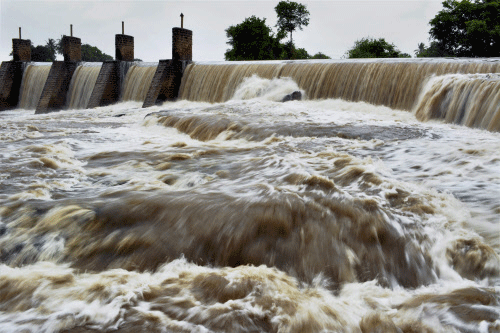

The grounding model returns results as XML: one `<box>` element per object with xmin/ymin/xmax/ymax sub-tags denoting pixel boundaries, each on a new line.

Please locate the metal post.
<box><xmin>180</xmin><ymin>13</ymin><xmax>184</xmax><ymax>28</ymax></box>
<box><xmin>70</xmin><ymin>24</ymin><xmax>73</xmax><ymax>37</ymax></box>
<box><xmin>19</xmin><ymin>27</ymin><xmax>21</xmax><ymax>39</ymax></box>
<box><xmin>122</xmin><ymin>21</ymin><xmax>124</xmax><ymax>34</ymax></box>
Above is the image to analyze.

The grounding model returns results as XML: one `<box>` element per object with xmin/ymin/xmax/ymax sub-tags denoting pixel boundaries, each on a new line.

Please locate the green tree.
<box><xmin>55</xmin><ymin>37</ymin><xmax>113</xmax><ymax>61</ymax></box>
<box><xmin>414</xmin><ymin>41</ymin><xmax>450</xmax><ymax>57</ymax></box>
<box><xmin>311</xmin><ymin>52</ymin><xmax>331</xmax><ymax>59</ymax></box>
<box><xmin>224</xmin><ymin>3</ymin><xmax>328</xmax><ymax>61</ymax></box>
<box><xmin>81</xmin><ymin>44</ymin><xmax>113</xmax><ymax>62</ymax></box>
<box><xmin>31</xmin><ymin>44</ymin><xmax>54</xmax><ymax>62</ymax></box>
<box><xmin>346</xmin><ymin>37</ymin><xmax>409</xmax><ymax>58</ymax></box>
<box><xmin>45</xmin><ymin>39</ymin><xmax>57</xmax><ymax>60</ymax></box>
<box><xmin>293</xmin><ymin>46</ymin><xmax>310</xmax><ymax>59</ymax></box>
<box><xmin>429</xmin><ymin>0</ymin><xmax>500</xmax><ymax>57</ymax></box>
<box><xmin>225</xmin><ymin>16</ymin><xmax>283</xmax><ymax>61</ymax></box>
<box><xmin>275</xmin><ymin>1</ymin><xmax>310</xmax><ymax>45</ymax></box>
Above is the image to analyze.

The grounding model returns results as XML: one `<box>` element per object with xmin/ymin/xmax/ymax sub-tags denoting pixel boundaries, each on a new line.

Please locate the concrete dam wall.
<box><xmin>0</xmin><ymin>27</ymin><xmax>192</xmax><ymax>113</ymax></box>
<box><xmin>1</xmin><ymin>24</ymin><xmax>499</xmax><ymax>132</ymax></box>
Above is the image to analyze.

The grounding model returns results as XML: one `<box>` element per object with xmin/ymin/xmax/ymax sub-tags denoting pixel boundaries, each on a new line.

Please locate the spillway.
<box><xmin>415</xmin><ymin>73</ymin><xmax>500</xmax><ymax>131</ymax></box>
<box><xmin>179</xmin><ymin>58</ymin><xmax>500</xmax><ymax>131</ymax></box>
<box><xmin>66</xmin><ymin>64</ymin><xmax>101</xmax><ymax>110</ymax></box>
<box><xmin>121</xmin><ymin>63</ymin><xmax>158</xmax><ymax>102</ymax></box>
<box><xmin>18</xmin><ymin>64</ymin><xmax>51</xmax><ymax>110</ymax></box>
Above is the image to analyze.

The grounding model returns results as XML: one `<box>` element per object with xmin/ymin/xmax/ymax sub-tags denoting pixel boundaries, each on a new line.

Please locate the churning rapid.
<box><xmin>1</xmin><ymin>59</ymin><xmax>500</xmax><ymax>332</ymax></box>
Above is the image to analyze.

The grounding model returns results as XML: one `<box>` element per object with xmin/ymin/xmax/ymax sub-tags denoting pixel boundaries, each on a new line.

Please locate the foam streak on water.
<box><xmin>0</xmin><ymin>76</ymin><xmax>499</xmax><ymax>332</ymax></box>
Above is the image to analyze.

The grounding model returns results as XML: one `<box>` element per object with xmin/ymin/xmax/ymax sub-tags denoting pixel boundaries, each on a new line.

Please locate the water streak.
<box><xmin>18</xmin><ymin>64</ymin><xmax>51</xmax><ymax>110</ymax></box>
<box><xmin>66</xmin><ymin>64</ymin><xmax>101</xmax><ymax>110</ymax></box>
<box><xmin>179</xmin><ymin>59</ymin><xmax>500</xmax><ymax>130</ymax></box>
<box><xmin>414</xmin><ymin>73</ymin><xmax>500</xmax><ymax>131</ymax></box>
<box><xmin>121</xmin><ymin>64</ymin><xmax>157</xmax><ymax>102</ymax></box>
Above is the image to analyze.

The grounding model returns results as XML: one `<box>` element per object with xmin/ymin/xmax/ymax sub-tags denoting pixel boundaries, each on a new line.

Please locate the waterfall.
<box><xmin>121</xmin><ymin>64</ymin><xmax>158</xmax><ymax>102</ymax></box>
<box><xmin>414</xmin><ymin>74</ymin><xmax>500</xmax><ymax>131</ymax></box>
<box><xmin>66</xmin><ymin>64</ymin><xmax>102</xmax><ymax>110</ymax></box>
<box><xmin>18</xmin><ymin>64</ymin><xmax>51</xmax><ymax>110</ymax></box>
<box><xmin>178</xmin><ymin>58</ymin><xmax>500</xmax><ymax>131</ymax></box>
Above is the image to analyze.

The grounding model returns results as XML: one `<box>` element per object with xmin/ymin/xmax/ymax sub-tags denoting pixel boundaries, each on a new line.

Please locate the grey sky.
<box><xmin>1</xmin><ymin>0</ymin><xmax>444</xmax><ymax>62</ymax></box>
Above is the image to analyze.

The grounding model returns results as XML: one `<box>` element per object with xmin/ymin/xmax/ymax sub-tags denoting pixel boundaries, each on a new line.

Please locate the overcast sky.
<box><xmin>1</xmin><ymin>0</ymin><xmax>444</xmax><ymax>62</ymax></box>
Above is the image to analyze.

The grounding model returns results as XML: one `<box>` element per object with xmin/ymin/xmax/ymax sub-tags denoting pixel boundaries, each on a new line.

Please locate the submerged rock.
<box><xmin>282</xmin><ymin>91</ymin><xmax>302</xmax><ymax>102</ymax></box>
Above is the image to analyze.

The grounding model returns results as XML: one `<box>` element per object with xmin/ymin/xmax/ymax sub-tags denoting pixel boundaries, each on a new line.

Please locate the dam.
<box><xmin>1</xmin><ymin>22</ymin><xmax>500</xmax><ymax>333</ymax></box>
<box><xmin>0</xmin><ymin>22</ymin><xmax>499</xmax><ymax>131</ymax></box>
<box><xmin>0</xmin><ymin>25</ymin><xmax>193</xmax><ymax>113</ymax></box>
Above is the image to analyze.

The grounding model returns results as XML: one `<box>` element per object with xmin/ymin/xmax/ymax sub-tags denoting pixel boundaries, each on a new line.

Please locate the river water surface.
<box><xmin>0</xmin><ymin>74</ymin><xmax>499</xmax><ymax>332</ymax></box>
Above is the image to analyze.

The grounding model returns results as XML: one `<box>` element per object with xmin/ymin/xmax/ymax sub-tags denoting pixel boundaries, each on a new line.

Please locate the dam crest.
<box><xmin>0</xmin><ymin>26</ymin><xmax>499</xmax><ymax>132</ymax></box>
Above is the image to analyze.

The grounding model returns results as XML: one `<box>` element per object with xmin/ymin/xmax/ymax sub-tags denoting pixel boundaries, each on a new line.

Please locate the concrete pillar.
<box><xmin>62</xmin><ymin>36</ymin><xmax>81</xmax><ymax>62</ymax></box>
<box><xmin>115</xmin><ymin>34</ymin><xmax>134</xmax><ymax>61</ymax></box>
<box><xmin>172</xmin><ymin>28</ymin><xmax>192</xmax><ymax>61</ymax></box>
<box><xmin>87</xmin><ymin>61</ymin><xmax>121</xmax><ymax>108</ymax></box>
<box><xmin>12</xmin><ymin>39</ymin><xmax>31</xmax><ymax>62</ymax></box>
<box><xmin>35</xmin><ymin>61</ymin><xmax>79</xmax><ymax>114</ymax></box>
<box><xmin>0</xmin><ymin>61</ymin><xmax>24</xmax><ymax>111</ymax></box>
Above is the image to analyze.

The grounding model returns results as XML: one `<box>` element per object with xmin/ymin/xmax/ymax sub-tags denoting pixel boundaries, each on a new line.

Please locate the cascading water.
<box><xmin>414</xmin><ymin>73</ymin><xmax>500</xmax><ymax>131</ymax></box>
<box><xmin>17</xmin><ymin>64</ymin><xmax>51</xmax><ymax>110</ymax></box>
<box><xmin>1</xmin><ymin>58</ymin><xmax>500</xmax><ymax>332</ymax></box>
<box><xmin>179</xmin><ymin>58</ymin><xmax>500</xmax><ymax>131</ymax></box>
<box><xmin>66</xmin><ymin>63</ymin><xmax>102</xmax><ymax>110</ymax></box>
<box><xmin>121</xmin><ymin>63</ymin><xmax>158</xmax><ymax>102</ymax></box>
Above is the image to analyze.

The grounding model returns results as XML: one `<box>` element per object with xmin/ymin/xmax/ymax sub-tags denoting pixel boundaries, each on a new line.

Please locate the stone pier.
<box><xmin>35</xmin><ymin>36</ymin><xmax>81</xmax><ymax>114</ymax></box>
<box><xmin>0</xmin><ymin>62</ymin><xmax>24</xmax><ymax>111</ymax></box>
<box><xmin>87</xmin><ymin>33</ymin><xmax>135</xmax><ymax>108</ymax></box>
<box><xmin>115</xmin><ymin>34</ymin><xmax>134</xmax><ymax>61</ymax></box>
<box><xmin>143</xmin><ymin>27</ymin><xmax>192</xmax><ymax>107</ymax></box>
<box><xmin>12</xmin><ymin>39</ymin><xmax>31</xmax><ymax>62</ymax></box>
<box><xmin>62</xmin><ymin>36</ymin><xmax>82</xmax><ymax>62</ymax></box>
<box><xmin>0</xmin><ymin>38</ymin><xmax>31</xmax><ymax>111</ymax></box>
<box><xmin>87</xmin><ymin>61</ymin><xmax>121</xmax><ymax>108</ymax></box>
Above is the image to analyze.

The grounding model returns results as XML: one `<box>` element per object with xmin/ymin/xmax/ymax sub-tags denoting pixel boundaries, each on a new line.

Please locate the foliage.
<box><xmin>81</xmin><ymin>44</ymin><xmax>113</xmax><ymax>62</ymax></box>
<box><xmin>293</xmin><ymin>47</ymin><xmax>310</xmax><ymax>59</ymax></box>
<box><xmin>224</xmin><ymin>2</ymin><xmax>329</xmax><ymax>61</ymax></box>
<box><xmin>225</xmin><ymin>16</ymin><xmax>283</xmax><ymax>61</ymax></box>
<box><xmin>25</xmin><ymin>39</ymin><xmax>57</xmax><ymax>62</ymax></box>
<box><xmin>45</xmin><ymin>39</ymin><xmax>57</xmax><ymax>60</ymax></box>
<box><xmin>429</xmin><ymin>0</ymin><xmax>500</xmax><ymax>57</ymax></box>
<box><xmin>414</xmin><ymin>41</ymin><xmax>450</xmax><ymax>57</ymax></box>
<box><xmin>280</xmin><ymin>43</ymin><xmax>332</xmax><ymax>59</ymax></box>
<box><xmin>311</xmin><ymin>52</ymin><xmax>331</xmax><ymax>59</ymax></box>
<box><xmin>275</xmin><ymin>0</ymin><xmax>310</xmax><ymax>43</ymax></box>
<box><xmin>55</xmin><ymin>37</ymin><xmax>113</xmax><ymax>62</ymax></box>
<box><xmin>346</xmin><ymin>37</ymin><xmax>409</xmax><ymax>58</ymax></box>
<box><xmin>30</xmin><ymin>45</ymin><xmax>55</xmax><ymax>62</ymax></box>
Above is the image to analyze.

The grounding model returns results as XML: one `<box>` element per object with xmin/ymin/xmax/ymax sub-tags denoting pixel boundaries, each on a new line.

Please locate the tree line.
<box><xmin>226</xmin><ymin>0</ymin><xmax>500</xmax><ymax>60</ymax></box>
